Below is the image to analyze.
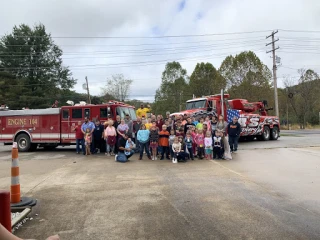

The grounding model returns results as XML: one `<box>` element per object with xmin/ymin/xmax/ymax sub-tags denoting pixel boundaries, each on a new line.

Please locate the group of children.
<box><xmin>170</xmin><ymin>127</ymin><xmax>224</xmax><ymax>162</ymax></box>
<box><xmin>136</xmin><ymin>119</ymin><xmax>225</xmax><ymax>164</ymax></box>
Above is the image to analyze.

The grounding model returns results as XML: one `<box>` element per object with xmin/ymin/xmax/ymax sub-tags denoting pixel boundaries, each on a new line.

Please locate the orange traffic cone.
<box><xmin>11</xmin><ymin>142</ymin><xmax>20</xmax><ymax>203</ymax></box>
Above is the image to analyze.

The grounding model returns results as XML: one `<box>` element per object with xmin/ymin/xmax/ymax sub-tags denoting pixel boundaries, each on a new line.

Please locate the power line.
<box><xmin>279</xmin><ymin>29</ymin><xmax>320</xmax><ymax>33</ymax></box>
<box><xmin>0</xmin><ymin>30</ymin><xmax>272</xmax><ymax>39</ymax></box>
<box><xmin>0</xmin><ymin>40</ymin><xmax>266</xmax><ymax>56</ymax></box>
<box><xmin>0</xmin><ymin>48</ymin><xmax>266</xmax><ymax>70</ymax></box>
<box><xmin>0</xmin><ymin>36</ymin><xmax>267</xmax><ymax>47</ymax></box>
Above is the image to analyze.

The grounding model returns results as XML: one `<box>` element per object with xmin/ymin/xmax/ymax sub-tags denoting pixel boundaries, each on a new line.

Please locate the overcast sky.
<box><xmin>1</xmin><ymin>0</ymin><xmax>320</xmax><ymax>102</ymax></box>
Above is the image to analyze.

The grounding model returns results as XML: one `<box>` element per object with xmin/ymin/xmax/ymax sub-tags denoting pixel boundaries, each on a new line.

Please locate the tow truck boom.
<box><xmin>228</xmin><ymin>99</ymin><xmax>273</xmax><ymax>116</ymax></box>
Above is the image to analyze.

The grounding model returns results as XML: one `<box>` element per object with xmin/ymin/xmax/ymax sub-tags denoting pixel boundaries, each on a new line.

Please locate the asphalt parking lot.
<box><xmin>0</xmin><ymin>130</ymin><xmax>320</xmax><ymax>240</ymax></box>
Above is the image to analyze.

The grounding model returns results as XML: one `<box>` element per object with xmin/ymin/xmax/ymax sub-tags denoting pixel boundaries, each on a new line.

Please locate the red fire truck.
<box><xmin>0</xmin><ymin>101</ymin><xmax>137</xmax><ymax>152</ymax></box>
<box><xmin>170</xmin><ymin>93</ymin><xmax>280</xmax><ymax>141</ymax></box>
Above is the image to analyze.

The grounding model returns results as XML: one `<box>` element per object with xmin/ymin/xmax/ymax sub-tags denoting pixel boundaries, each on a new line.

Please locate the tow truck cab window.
<box><xmin>209</xmin><ymin>100</ymin><xmax>216</xmax><ymax>109</ymax></box>
<box><xmin>72</xmin><ymin>109</ymin><xmax>82</xmax><ymax>119</ymax></box>
<box><xmin>62</xmin><ymin>109</ymin><xmax>69</xmax><ymax>119</ymax></box>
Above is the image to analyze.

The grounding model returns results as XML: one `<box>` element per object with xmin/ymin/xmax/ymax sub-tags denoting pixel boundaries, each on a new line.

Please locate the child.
<box><xmin>190</xmin><ymin>126</ymin><xmax>197</xmax><ymax>157</ymax></box>
<box><xmin>159</xmin><ymin>125</ymin><xmax>170</xmax><ymax>160</ymax></box>
<box><xmin>104</xmin><ymin>120</ymin><xmax>117</xmax><ymax>156</ymax></box>
<box><xmin>84</xmin><ymin>128</ymin><xmax>92</xmax><ymax>155</ymax></box>
<box><xmin>178</xmin><ymin>136</ymin><xmax>187</xmax><ymax>162</ymax></box>
<box><xmin>184</xmin><ymin>132</ymin><xmax>194</xmax><ymax>160</ymax></box>
<box><xmin>196</xmin><ymin>117</ymin><xmax>204</xmax><ymax>131</ymax></box>
<box><xmin>125</xmin><ymin>138</ymin><xmax>135</xmax><ymax>156</ymax></box>
<box><xmin>194</xmin><ymin>129</ymin><xmax>205</xmax><ymax>159</ymax></box>
<box><xmin>204</xmin><ymin>116</ymin><xmax>212</xmax><ymax>132</ymax></box>
<box><xmin>171</xmin><ymin>137</ymin><xmax>181</xmax><ymax>163</ymax></box>
<box><xmin>204</xmin><ymin>131</ymin><xmax>213</xmax><ymax>160</ymax></box>
<box><xmin>213</xmin><ymin>130</ymin><xmax>223</xmax><ymax>159</ymax></box>
<box><xmin>169</xmin><ymin>129</ymin><xmax>176</xmax><ymax>160</ymax></box>
<box><xmin>149</xmin><ymin>121</ymin><xmax>159</xmax><ymax>160</ymax></box>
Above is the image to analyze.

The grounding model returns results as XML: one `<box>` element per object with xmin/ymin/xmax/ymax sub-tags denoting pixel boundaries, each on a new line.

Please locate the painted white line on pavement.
<box><xmin>210</xmin><ymin>160</ymin><xmax>245</xmax><ymax>178</ymax></box>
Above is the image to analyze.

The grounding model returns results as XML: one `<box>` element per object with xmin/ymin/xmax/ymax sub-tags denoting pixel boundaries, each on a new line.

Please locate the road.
<box><xmin>0</xmin><ymin>131</ymin><xmax>319</xmax><ymax>240</ymax></box>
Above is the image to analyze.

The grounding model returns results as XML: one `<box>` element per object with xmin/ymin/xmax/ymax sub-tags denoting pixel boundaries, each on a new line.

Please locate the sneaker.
<box><xmin>115</xmin><ymin>154</ymin><xmax>118</xmax><ymax>162</ymax></box>
<box><xmin>139</xmin><ymin>157</ymin><xmax>142</xmax><ymax>160</ymax></box>
<box><xmin>152</xmin><ymin>156</ymin><xmax>154</xmax><ymax>160</ymax></box>
<box><xmin>234</xmin><ymin>149</ymin><xmax>237</xmax><ymax>152</ymax></box>
<box><xmin>155</xmin><ymin>157</ymin><xmax>157</xmax><ymax>160</ymax></box>
<box><xmin>148</xmin><ymin>156</ymin><xmax>152</xmax><ymax>160</ymax></box>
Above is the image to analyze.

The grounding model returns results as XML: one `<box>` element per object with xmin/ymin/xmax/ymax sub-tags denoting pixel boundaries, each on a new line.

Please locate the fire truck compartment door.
<box><xmin>61</xmin><ymin>108</ymin><xmax>74</xmax><ymax>142</ymax></box>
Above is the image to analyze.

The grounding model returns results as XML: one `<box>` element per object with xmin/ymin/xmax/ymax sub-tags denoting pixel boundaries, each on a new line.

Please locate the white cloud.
<box><xmin>1</xmin><ymin>0</ymin><xmax>320</xmax><ymax>101</ymax></box>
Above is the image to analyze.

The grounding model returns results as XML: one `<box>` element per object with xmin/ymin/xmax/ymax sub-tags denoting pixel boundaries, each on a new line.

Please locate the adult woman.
<box><xmin>211</xmin><ymin>116</ymin><xmax>218</xmax><ymax>136</ymax></box>
<box><xmin>104</xmin><ymin>120</ymin><xmax>117</xmax><ymax>156</ymax></box>
<box><xmin>137</xmin><ymin>124</ymin><xmax>151</xmax><ymax>160</ymax></box>
<box><xmin>117</xmin><ymin>119</ymin><xmax>129</xmax><ymax>139</ymax></box>
<box><xmin>216</xmin><ymin>115</ymin><xmax>232</xmax><ymax>160</ymax></box>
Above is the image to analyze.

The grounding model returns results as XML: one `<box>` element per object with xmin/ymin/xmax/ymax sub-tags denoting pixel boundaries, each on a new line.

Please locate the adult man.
<box><xmin>184</xmin><ymin>117</ymin><xmax>195</xmax><ymax>134</ymax></box>
<box><xmin>72</xmin><ymin>121</ymin><xmax>84</xmax><ymax>154</ymax></box>
<box><xmin>156</xmin><ymin>115</ymin><xmax>164</xmax><ymax>129</ymax></box>
<box><xmin>51</xmin><ymin>100</ymin><xmax>58</xmax><ymax>108</ymax></box>
<box><xmin>115</xmin><ymin>133</ymin><xmax>134</xmax><ymax>162</ymax></box>
<box><xmin>114</xmin><ymin>115</ymin><xmax>121</xmax><ymax>129</ymax></box>
<box><xmin>125</xmin><ymin>114</ymin><xmax>133</xmax><ymax>135</ymax></box>
<box><xmin>81</xmin><ymin>117</ymin><xmax>95</xmax><ymax>155</ymax></box>
<box><xmin>166</xmin><ymin>111</ymin><xmax>170</xmax><ymax>120</ymax></box>
<box><xmin>136</xmin><ymin>104</ymin><xmax>151</xmax><ymax>118</ymax></box>
<box><xmin>93</xmin><ymin>120</ymin><xmax>104</xmax><ymax>153</ymax></box>
<box><xmin>133</xmin><ymin>117</ymin><xmax>141</xmax><ymax>152</ymax></box>
<box><xmin>227</xmin><ymin>116</ymin><xmax>241</xmax><ymax>153</ymax></box>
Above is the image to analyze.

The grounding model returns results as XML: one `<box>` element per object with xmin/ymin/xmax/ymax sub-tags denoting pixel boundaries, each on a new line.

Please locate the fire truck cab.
<box><xmin>0</xmin><ymin>101</ymin><xmax>136</xmax><ymax>152</ymax></box>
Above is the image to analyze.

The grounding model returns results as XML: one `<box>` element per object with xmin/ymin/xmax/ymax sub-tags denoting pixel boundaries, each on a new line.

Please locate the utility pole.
<box><xmin>266</xmin><ymin>30</ymin><xmax>280</xmax><ymax>117</ymax></box>
<box><xmin>85</xmin><ymin>76</ymin><xmax>91</xmax><ymax>104</ymax></box>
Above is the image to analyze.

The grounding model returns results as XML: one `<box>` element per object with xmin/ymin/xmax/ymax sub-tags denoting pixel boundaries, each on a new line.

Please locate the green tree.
<box><xmin>0</xmin><ymin>23</ymin><xmax>76</xmax><ymax>108</ymax></box>
<box><xmin>0</xmin><ymin>72</ymin><xmax>27</xmax><ymax>109</ymax></box>
<box><xmin>219</xmin><ymin>51</ymin><xmax>272</xmax><ymax>102</ymax></box>
<box><xmin>189</xmin><ymin>62</ymin><xmax>226</xmax><ymax>97</ymax></box>
<box><xmin>153</xmin><ymin>62</ymin><xmax>190</xmax><ymax>115</ymax></box>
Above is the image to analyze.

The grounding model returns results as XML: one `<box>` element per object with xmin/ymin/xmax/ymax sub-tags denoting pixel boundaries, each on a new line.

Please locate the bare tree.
<box><xmin>284</xmin><ymin>69</ymin><xmax>319</xmax><ymax>129</ymax></box>
<box><xmin>102</xmin><ymin>74</ymin><xmax>133</xmax><ymax>101</ymax></box>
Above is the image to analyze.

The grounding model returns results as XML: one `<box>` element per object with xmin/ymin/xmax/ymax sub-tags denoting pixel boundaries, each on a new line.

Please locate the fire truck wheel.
<box><xmin>270</xmin><ymin>126</ymin><xmax>279</xmax><ymax>140</ymax></box>
<box><xmin>261</xmin><ymin>126</ymin><xmax>270</xmax><ymax>141</ymax></box>
<box><xmin>15</xmin><ymin>133</ymin><xmax>31</xmax><ymax>152</ymax></box>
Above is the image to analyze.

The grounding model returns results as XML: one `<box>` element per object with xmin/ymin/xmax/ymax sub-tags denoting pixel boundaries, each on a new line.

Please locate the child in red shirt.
<box><xmin>72</xmin><ymin>121</ymin><xmax>84</xmax><ymax>154</ymax></box>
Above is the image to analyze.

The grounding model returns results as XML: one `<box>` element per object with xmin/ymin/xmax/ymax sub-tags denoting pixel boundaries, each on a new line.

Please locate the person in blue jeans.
<box><xmin>72</xmin><ymin>121</ymin><xmax>84</xmax><ymax>154</ymax></box>
<box><xmin>227</xmin><ymin>116</ymin><xmax>241</xmax><ymax>152</ymax></box>
<box><xmin>137</xmin><ymin>124</ymin><xmax>151</xmax><ymax>160</ymax></box>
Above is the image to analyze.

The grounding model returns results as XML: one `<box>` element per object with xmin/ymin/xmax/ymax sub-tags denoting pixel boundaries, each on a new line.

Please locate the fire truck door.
<box><xmin>61</xmin><ymin>108</ymin><xmax>73</xmax><ymax>143</ymax></box>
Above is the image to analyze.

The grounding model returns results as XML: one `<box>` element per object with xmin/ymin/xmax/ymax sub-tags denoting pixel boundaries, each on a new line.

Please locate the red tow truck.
<box><xmin>170</xmin><ymin>93</ymin><xmax>280</xmax><ymax>141</ymax></box>
<box><xmin>0</xmin><ymin>101</ymin><xmax>137</xmax><ymax>152</ymax></box>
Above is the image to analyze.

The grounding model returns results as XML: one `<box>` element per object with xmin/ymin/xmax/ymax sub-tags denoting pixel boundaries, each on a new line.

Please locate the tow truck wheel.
<box><xmin>271</xmin><ymin>126</ymin><xmax>279</xmax><ymax>140</ymax></box>
<box><xmin>16</xmin><ymin>133</ymin><xmax>31</xmax><ymax>152</ymax></box>
<box><xmin>261</xmin><ymin>126</ymin><xmax>270</xmax><ymax>141</ymax></box>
